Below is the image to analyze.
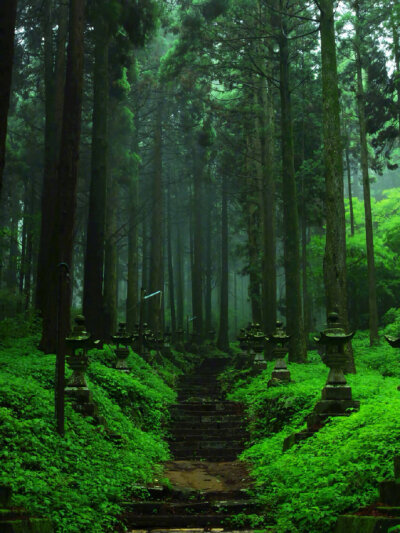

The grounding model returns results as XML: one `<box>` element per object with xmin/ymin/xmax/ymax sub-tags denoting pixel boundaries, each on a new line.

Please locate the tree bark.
<box><xmin>217</xmin><ymin>175</ymin><xmax>229</xmax><ymax>351</ymax></box>
<box><xmin>0</xmin><ymin>0</ymin><xmax>17</xmax><ymax>197</ymax></box>
<box><xmin>344</xmin><ymin>125</ymin><xmax>355</xmax><ymax>237</ymax></box>
<box><xmin>40</xmin><ymin>0</ymin><xmax>86</xmax><ymax>352</ymax></box>
<box><xmin>126</xmin><ymin>147</ymin><xmax>139</xmax><ymax>331</ymax></box>
<box><xmin>245</xmin><ymin>132</ymin><xmax>262</xmax><ymax>324</ymax></box>
<box><xmin>148</xmin><ymin>100</ymin><xmax>163</xmax><ymax>333</ymax></box>
<box><xmin>167</xmin><ymin>184</ymin><xmax>176</xmax><ymax>333</ymax></box>
<box><xmin>176</xmin><ymin>223</ymin><xmax>184</xmax><ymax>329</ymax></box>
<box><xmin>36</xmin><ymin>0</ymin><xmax>68</xmax><ymax>334</ymax></box>
<box><xmin>278</xmin><ymin>10</ymin><xmax>307</xmax><ymax>362</ymax></box>
<box><xmin>354</xmin><ymin>0</ymin><xmax>379</xmax><ymax>344</ymax></box>
<box><xmin>319</xmin><ymin>0</ymin><xmax>355</xmax><ymax>372</ymax></box>
<box><xmin>192</xmin><ymin>139</ymin><xmax>204</xmax><ymax>339</ymax></box>
<box><xmin>103</xmin><ymin>173</ymin><xmax>118</xmax><ymax>338</ymax></box>
<box><xmin>83</xmin><ymin>11</ymin><xmax>109</xmax><ymax>338</ymax></box>
<box><xmin>260</xmin><ymin>76</ymin><xmax>276</xmax><ymax>337</ymax></box>
<box><xmin>204</xmin><ymin>186</ymin><xmax>213</xmax><ymax>335</ymax></box>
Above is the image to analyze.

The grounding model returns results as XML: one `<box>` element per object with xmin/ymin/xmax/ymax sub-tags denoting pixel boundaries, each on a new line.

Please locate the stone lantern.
<box><xmin>208</xmin><ymin>328</ymin><xmax>216</xmax><ymax>346</ymax></box>
<box><xmin>252</xmin><ymin>324</ymin><xmax>267</xmax><ymax>371</ymax></box>
<box><xmin>267</xmin><ymin>321</ymin><xmax>291</xmax><ymax>386</ymax></box>
<box><xmin>112</xmin><ymin>322</ymin><xmax>132</xmax><ymax>373</ymax></box>
<box><xmin>174</xmin><ymin>328</ymin><xmax>185</xmax><ymax>353</ymax></box>
<box><xmin>307</xmin><ymin>311</ymin><xmax>360</xmax><ymax>429</ymax></box>
<box><xmin>283</xmin><ymin>311</ymin><xmax>359</xmax><ymax>451</ymax></box>
<box><xmin>132</xmin><ymin>323</ymin><xmax>140</xmax><ymax>353</ymax></box>
<box><xmin>385</xmin><ymin>335</ymin><xmax>400</xmax><ymax>390</ymax></box>
<box><xmin>153</xmin><ymin>331</ymin><xmax>165</xmax><ymax>361</ymax></box>
<box><xmin>237</xmin><ymin>328</ymin><xmax>248</xmax><ymax>354</ymax></box>
<box><xmin>162</xmin><ymin>328</ymin><xmax>172</xmax><ymax>357</ymax></box>
<box><xmin>65</xmin><ymin>315</ymin><xmax>97</xmax><ymax>416</ymax></box>
<box><xmin>141</xmin><ymin>323</ymin><xmax>152</xmax><ymax>361</ymax></box>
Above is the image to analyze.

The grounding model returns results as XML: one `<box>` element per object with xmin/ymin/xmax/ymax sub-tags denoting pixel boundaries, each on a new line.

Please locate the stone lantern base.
<box><xmin>115</xmin><ymin>347</ymin><xmax>130</xmax><ymax>372</ymax></box>
<box><xmin>283</xmin><ymin>385</ymin><xmax>360</xmax><ymax>451</ymax></box>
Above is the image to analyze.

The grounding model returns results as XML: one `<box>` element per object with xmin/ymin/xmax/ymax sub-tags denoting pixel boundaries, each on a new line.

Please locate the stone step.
<box><xmin>123</xmin><ymin>500</ymin><xmax>260</xmax><ymax>515</ymax></box>
<box><xmin>168</xmin><ymin>431</ymin><xmax>248</xmax><ymax>441</ymax></box>
<box><xmin>171</xmin><ymin>402</ymin><xmax>244</xmax><ymax>413</ymax></box>
<box><xmin>130</xmin><ymin>487</ymin><xmax>250</xmax><ymax>502</ymax></box>
<box><xmin>335</xmin><ymin>514</ymin><xmax>400</xmax><ymax>533</ymax></box>
<box><xmin>177</xmin><ymin>387</ymin><xmax>221</xmax><ymax>395</ymax></box>
<box><xmin>171</xmin><ymin>450</ymin><xmax>242</xmax><ymax>461</ymax></box>
<box><xmin>123</xmin><ymin>514</ymin><xmax>248</xmax><ymax>529</ymax></box>
<box><xmin>128</xmin><ymin>529</ymin><xmax>261</xmax><ymax>533</ymax></box>
<box><xmin>170</xmin><ymin>414</ymin><xmax>244</xmax><ymax>424</ymax></box>
<box><xmin>170</xmin><ymin>421</ymin><xmax>245</xmax><ymax>431</ymax></box>
<box><xmin>169</xmin><ymin>441</ymin><xmax>244</xmax><ymax>451</ymax></box>
<box><xmin>170</xmin><ymin>410</ymin><xmax>244</xmax><ymax>418</ymax></box>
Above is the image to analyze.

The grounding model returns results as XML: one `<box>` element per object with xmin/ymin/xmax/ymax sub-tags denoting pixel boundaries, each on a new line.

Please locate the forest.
<box><xmin>1</xmin><ymin>0</ymin><xmax>400</xmax><ymax>532</ymax></box>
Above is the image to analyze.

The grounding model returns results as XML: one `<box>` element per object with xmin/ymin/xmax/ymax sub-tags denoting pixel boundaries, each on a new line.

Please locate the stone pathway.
<box><xmin>121</xmin><ymin>356</ymin><xmax>275</xmax><ymax>532</ymax></box>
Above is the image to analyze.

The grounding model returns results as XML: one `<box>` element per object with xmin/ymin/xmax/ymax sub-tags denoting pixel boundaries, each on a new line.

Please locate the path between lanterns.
<box><xmin>121</xmin><ymin>356</ymin><xmax>275</xmax><ymax>532</ymax></box>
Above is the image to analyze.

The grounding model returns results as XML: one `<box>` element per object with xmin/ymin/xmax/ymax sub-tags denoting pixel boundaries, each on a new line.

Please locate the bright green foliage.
<box><xmin>225</xmin><ymin>334</ymin><xmax>400</xmax><ymax>532</ymax></box>
<box><xmin>307</xmin><ymin>188</ymin><xmax>400</xmax><ymax>328</ymax></box>
<box><xmin>0</xmin><ymin>326</ymin><xmax>191</xmax><ymax>532</ymax></box>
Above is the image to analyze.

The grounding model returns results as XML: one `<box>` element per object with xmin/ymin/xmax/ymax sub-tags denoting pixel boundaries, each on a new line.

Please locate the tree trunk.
<box><xmin>391</xmin><ymin>17</ymin><xmax>400</xmax><ymax>137</ymax></box>
<box><xmin>36</xmin><ymin>0</ymin><xmax>68</xmax><ymax>335</ymax></box>
<box><xmin>245</xmin><ymin>132</ymin><xmax>262</xmax><ymax>324</ymax></box>
<box><xmin>260</xmin><ymin>76</ymin><xmax>276</xmax><ymax>337</ymax></box>
<box><xmin>0</xmin><ymin>0</ymin><xmax>17</xmax><ymax>197</ymax></box>
<box><xmin>83</xmin><ymin>11</ymin><xmax>109</xmax><ymax>338</ymax></box>
<box><xmin>103</xmin><ymin>175</ymin><xmax>118</xmax><ymax>338</ymax></box>
<box><xmin>319</xmin><ymin>0</ymin><xmax>355</xmax><ymax>372</ymax></box>
<box><xmin>344</xmin><ymin>126</ymin><xmax>355</xmax><ymax>237</ymax></box>
<box><xmin>354</xmin><ymin>1</ymin><xmax>379</xmax><ymax>345</ymax></box>
<box><xmin>40</xmin><ymin>0</ymin><xmax>86</xmax><ymax>352</ymax></box>
<box><xmin>278</xmin><ymin>10</ymin><xmax>307</xmax><ymax>362</ymax></box>
<box><xmin>192</xmin><ymin>140</ymin><xmax>204</xmax><ymax>339</ymax></box>
<box><xmin>167</xmin><ymin>184</ymin><xmax>176</xmax><ymax>332</ymax></box>
<box><xmin>217</xmin><ymin>175</ymin><xmax>229</xmax><ymax>352</ymax></box>
<box><xmin>126</xmin><ymin>150</ymin><xmax>139</xmax><ymax>332</ymax></box>
<box><xmin>176</xmin><ymin>223</ymin><xmax>184</xmax><ymax>329</ymax></box>
<box><xmin>204</xmin><ymin>187</ymin><xmax>213</xmax><ymax>335</ymax></box>
<box><xmin>149</xmin><ymin>100</ymin><xmax>163</xmax><ymax>333</ymax></box>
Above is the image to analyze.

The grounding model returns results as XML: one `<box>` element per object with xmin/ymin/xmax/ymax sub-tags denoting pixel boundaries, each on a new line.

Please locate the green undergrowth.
<box><xmin>224</xmin><ymin>333</ymin><xmax>400</xmax><ymax>532</ymax></box>
<box><xmin>0</xmin><ymin>327</ymin><xmax>194</xmax><ymax>532</ymax></box>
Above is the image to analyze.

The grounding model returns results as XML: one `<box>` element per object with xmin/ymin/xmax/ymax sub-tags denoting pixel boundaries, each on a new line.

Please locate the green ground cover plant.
<box><xmin>0</xmin><ymin>320</ymin><xmax>193</xmax><ymax>533</ymax></box>
<box><xmin>225</xmin><ymin>334</ymin><xmax>400</xmax><ymax>533</ymax></box>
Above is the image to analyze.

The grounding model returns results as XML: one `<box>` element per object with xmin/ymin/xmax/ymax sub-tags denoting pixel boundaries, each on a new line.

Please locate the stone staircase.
<box><xmin>169</xmin><ymin>357</ymin><xmax>247</xmax><ymax>462</ymax></box>
<box><xmin>120</xmin><ymin>357</ymin><xmax>275</xmax><ymax>532</ymax></box>
<box><xmin>121</xmin><ymin>486</ymin><xmax>264</xmax><ymax>530</ymax></box>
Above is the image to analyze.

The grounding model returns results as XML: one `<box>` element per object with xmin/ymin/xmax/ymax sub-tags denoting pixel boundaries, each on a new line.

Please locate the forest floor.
<box><xmin>163</xmin><ymin>460</ymin><xmax>251</xmax><ymax>492</ymax></box>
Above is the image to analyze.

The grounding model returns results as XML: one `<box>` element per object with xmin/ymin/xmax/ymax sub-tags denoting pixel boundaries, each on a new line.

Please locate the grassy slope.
<box><xmin>223</xmin><ymin>333</ymin><xmax>400</xmax><ymax>533</ymax></box>
<box><xmin>0</xmin><ymin>328</ymin><xmax>194</xmax><ymax>533</ymax></box>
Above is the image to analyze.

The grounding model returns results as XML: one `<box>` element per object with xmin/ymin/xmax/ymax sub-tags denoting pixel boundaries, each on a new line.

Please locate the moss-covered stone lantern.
<box><xmin>174</xmin><ymin>328</ymin><xmax>185</xmax><ymax>353</ymax></box>
<box><xmin>65</xmin><ymin>315</ymin><xmax>98</xmax><ymax>417</ymax></box>
<box><xmin>251</xmin><ymin>323</ymin><xmax>267</xmax><ymax>371</ymax></box>
<box><xmin>308</xmin><ymin>311</ymin><xmax>360</xmax><ymax>429</ymax></box>
<box><xmin>385</xmin><ymin>335</ymin><xmax>400</xmax><ymax>390</ymax></box>
<box><xmin>112</xmin><ymin>322</ymin><xmax>132</xmax><ymax>373</ymax></box>
<box><xmin>267</xmin><ymin>321</ymin><xmax>291</xmax><ymax>386</ymax></box>
<box><xmin>162</xmin><ymin>328</ymin><xmax>172</xmax><ymax>357</ymax></box>
<box><xmin>283</xmin><ymin>311</ymin><xmax>359</xmax><ymax>451</ymax></box>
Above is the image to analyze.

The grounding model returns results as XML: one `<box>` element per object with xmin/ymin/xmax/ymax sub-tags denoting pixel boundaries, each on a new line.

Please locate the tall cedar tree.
<box><xmin>36</xmin><ymin>0</ymin><xmax>68</xmax><ymax>336</ymax></box>
<box><xmin>83</xmin><ymin>8</ymin><xmax>109</xmax><ymax>339</ymax></box>
<box><xmin>319</xmin><ymin>0</ymin><xmax>356</xmax><ymax>372</ymax></box>
<box><xmin>277</xmin><ymin>4</ymin><xmax>307</xmax><ymax>362</ymax></box>
<box><xmin>0</xmin><ymin>0</ymin><xmax>18</xmax><ymax>197</ymax></box>
<box><xmin>353</xmin><ymin>0</ymin><xmax>379</xmax><ymax>344</ymax></box>
<box><xmin>148</xmin><ymin>98</ymin><xmax>163</xmax><ymax>333</ymax></box>
<box><xmin>217</xmin><ymin>174</ymin><xmax>229</xmax><ymax>351</ymax></box>
<box><xmin>40</xmin><ymin>0</ymin><xmax>86</xmax><ymax>351</ymax></box>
